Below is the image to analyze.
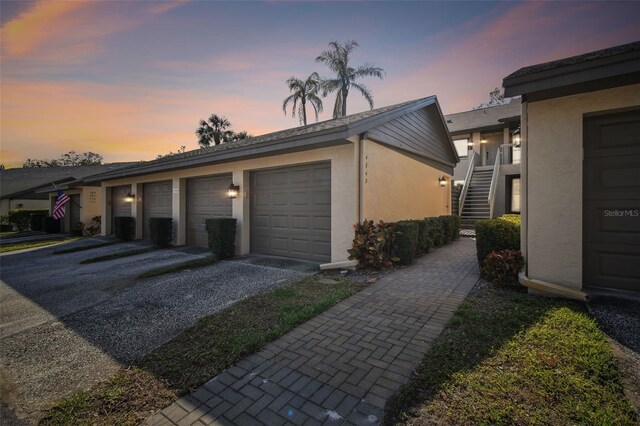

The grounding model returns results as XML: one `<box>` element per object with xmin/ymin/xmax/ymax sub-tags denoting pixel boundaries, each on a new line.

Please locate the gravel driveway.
<box><xmin>0</xmin><ymin>239</ymin><xmax>315</xmax><ymax>423</ymax></box>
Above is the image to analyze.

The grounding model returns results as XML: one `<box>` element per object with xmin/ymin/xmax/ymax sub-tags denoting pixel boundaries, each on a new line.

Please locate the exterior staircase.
<box><xmin>460</xmin><ymin>166</ymin><xmax>492</xmax><ymax>229</ymax></box>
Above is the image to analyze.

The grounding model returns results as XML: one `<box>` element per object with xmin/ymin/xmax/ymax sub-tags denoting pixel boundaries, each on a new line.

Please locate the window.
<box><xmin>507</xmin><ymin>176</ymin><xmax>521</xmax><ymax>213</ymax></box>
<box><xmin>453</xmin><ymin>138</ymin><xmax>469</xmax><ymax>158</ymax></box>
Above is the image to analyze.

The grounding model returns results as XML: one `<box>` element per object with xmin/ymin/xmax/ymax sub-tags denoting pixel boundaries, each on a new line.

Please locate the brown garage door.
<box><xmin>250</xmin><ymin>162</ymin><xmax>331</xmax><ymax>262</ymax></box>
<box><xmin>111</xmin><ymin>185</ymin><xmax>131</xmax><ymax>233</ymax></box>
<box><xmin>143</xmin><ymin>181</ymin><xmax>172</xmax><ymax>239</ymax></box>
<box><xmin>583</xmin><ymin>109</ymin><xmax>640</xmax><ymax>291</ymax></box>
<box><xmin>186</xmin><ymin>175</ymin><xmax>233</xmax><ymax>247</ymax></box>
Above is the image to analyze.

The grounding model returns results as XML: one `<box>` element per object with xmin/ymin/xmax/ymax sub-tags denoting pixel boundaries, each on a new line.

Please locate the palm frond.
<box><xmin>350</xmin><ymin>82</ymin><xmax>374</xmax><ymax>109</ymax></box>
<box><xmin>351</xmin><ymin>64</ymin><xmax>385</xmax><ymax>80</ymax></box>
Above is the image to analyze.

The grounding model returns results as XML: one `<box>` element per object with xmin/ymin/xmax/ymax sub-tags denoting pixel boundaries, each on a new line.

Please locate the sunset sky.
<box><xmin>1</xmin><ymin>0</ymin><xmax>639</xmax><ymax>167</ymax></box>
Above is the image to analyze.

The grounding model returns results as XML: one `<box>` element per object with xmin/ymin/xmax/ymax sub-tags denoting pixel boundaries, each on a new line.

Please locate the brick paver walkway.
<box><xmin>148</xmin><ymin>238</ymin><xmax>480</xmax><ymax>425</ymax></box>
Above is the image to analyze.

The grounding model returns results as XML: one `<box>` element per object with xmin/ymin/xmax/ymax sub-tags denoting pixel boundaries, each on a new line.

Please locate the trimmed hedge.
<box><xmin>205</xmin><ymin>218</ymin><xmax>237</xmax><ymax>260</ymax></box>
<box><xmin>8</xmin><ymin>209</ymin><xmax>49</xmax><ymax>231</ymax></box>
<box><xmin>498</xmin><ymin>214</ymin><xmax>521</xmax><ymax>225</ymax></box>
<box><xmin>439</xmin><ymin>215</ymin><xmax>461</xmax><ymax>244</ymax></box>
<box><xmin>113</xmin><ymin>216</ymin><xmax>135</xmax><ymax>241</ymax></box>
<box><xmin>414</xmin><ymin>220</ymin><xmax>429</xmax><ymax>256</ymax></box>
<box><xmin>149</xmin><ymin>217</ymin><xmax>173</xmax><ymax>247</ymax></box>
<box><xmin>393</xmin><ymin>221</ymin><xmax>419</xmax><ymax>266</ymax></box>
<box><xmin>475</xmin><ymin>218</ymin><xmax>520</xmax><ymax>265</ymax></box>
<box><xmin>44</xmin><ymin>217</ymin><xmax>61</xmax><ymax>234</ymax></box>
<box><xmin>425</xmin><ymin>217</ymin><xmax>444</xmax><ymax>248</ymax></box>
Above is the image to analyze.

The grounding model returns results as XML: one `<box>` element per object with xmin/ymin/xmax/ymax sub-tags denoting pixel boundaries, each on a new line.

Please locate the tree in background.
<box><xmin>474</xmin><ymin>87</ymin><xmax>515</xmax><ymax>109</ymax></box>
<box><xmin>316</xmin><ymin>40</ymin><xmax>384</xmax><ymax>118</ymax></box>
<box><xmin>282</xmin><ymin>72</ymin><xmax>323</xmax><ymax>125</ymax></box>
<box><xmin>196</xmin><ymin>114</ymin><xmax>251</xmax><ymax>147</ymax></box>
<box><xmin>0</xmin><ymin>164</ymin><xmax>5</xmax><ymax>170</ymax></box>
<box><xmin>22</xmin><ymin>151</ymin><xmax>103</xmax><ymax>168</ymax></box>
<box><xmin>157</xmin><ymin>146</ymin><xmax>187</xmax><ymax>159</ymax></box>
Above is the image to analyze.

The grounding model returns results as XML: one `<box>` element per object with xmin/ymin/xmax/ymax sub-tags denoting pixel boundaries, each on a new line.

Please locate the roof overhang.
<box><xmin>1</xmin><ymin>177</ymin><xmax>76</xmax><ymax>200</ymax></box>
<box><xmin>85</xmin><ymin>96</ymin><xmax>445</xmax><ymax>183</ymax></box>
<box><xmin>503</xmin><ymin>49</ymin><xmax>640</xmax><ymax>102</ymax></box>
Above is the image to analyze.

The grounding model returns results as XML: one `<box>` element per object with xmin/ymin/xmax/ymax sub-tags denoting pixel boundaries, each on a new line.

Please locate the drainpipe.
<box><xmin>358</xmin><ymin>132</ymin><xmax>367</xmax><ymax>224</ymax></box>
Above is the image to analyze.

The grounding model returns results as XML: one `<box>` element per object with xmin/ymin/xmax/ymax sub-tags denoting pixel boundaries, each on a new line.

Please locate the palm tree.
<box><xmin>196</xmin><ymin>114</ymin><xmax>231</xmax><ymax>147</ymax></box>
<box><xmin>223</xmin><ymin>130</ymin><xmax>251</xmax><ymax>143</ymax></box>
<box><xmin>282</xmin><ymin>73</ymin><xmax>323</xmax><ymax>126</ymax></box>
<box><xmin>316</xmin><ymin>40</ymin><xmax>385</xmax><ymax>118</ymax></box>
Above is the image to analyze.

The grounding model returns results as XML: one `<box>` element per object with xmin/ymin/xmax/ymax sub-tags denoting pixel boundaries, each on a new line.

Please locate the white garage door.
<box><xmin>186</xmin><ymin>175</ymin><xmax>233</xmax><ymax>247</ymax></box>
<box><xmin>143</xmin><ymin>181</ymin><xmax>172</xmax><ymax>239</ymax></box>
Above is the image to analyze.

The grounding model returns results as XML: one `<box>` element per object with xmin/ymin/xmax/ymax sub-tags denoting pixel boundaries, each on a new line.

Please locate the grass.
<box><xmin>41</xmin><ymin>275</ymin><xmax>368</xmax><ymax>425</ymax></box>
<box><xmin>53</xmin><ymin>240</ymin><xmax>117</xmax><ymax>255</ymax></box>
<box><xmin>0</xmin><ymin>231</ymin><xmax>18</xmax><ymax>237</ymax></box>
<box><xmin>136</xmin><ymin>254</ymin><xmax>217</xmax><ymax>279</ymax></box>
<box><xmin>0</xmin><ymin>237</ymin><xmax>80</xmax><ymax>253</ymax></box>
<box><xmin>384</xmin><ymin>286</ymin><xmax>638</xmax><ymax>425</ymax></box>
<box><xmin>79</xmin><ymin>246</ymin><xmax>155</xmax><ymax>264</ymax></box>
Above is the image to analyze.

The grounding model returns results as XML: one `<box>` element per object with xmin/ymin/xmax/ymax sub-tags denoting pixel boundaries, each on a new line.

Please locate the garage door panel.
<box><xmin>583</xmin><ymin>110</ymin><xmax>640</xmax><ymax>291</ymax></box>
<box><xmin>186</xmin><ymin>175</ymin><xmax>232</xmax><ymax>247</ymax></box>
<box><xmin>143</xmin><ymin>181</ymin><xmax>172</xmax><ymax>239</ymax></box>
<box><xmin>251</xmin><ymin>162</ymin><xmax>331</xmax><ymax>262</ymax></box>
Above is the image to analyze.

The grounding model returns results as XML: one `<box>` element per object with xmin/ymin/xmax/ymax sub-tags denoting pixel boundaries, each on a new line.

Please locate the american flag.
<box><xmin>53</xmin><ymin>190</ymin><xmax>70</xmax><ymax>220</ymax></box>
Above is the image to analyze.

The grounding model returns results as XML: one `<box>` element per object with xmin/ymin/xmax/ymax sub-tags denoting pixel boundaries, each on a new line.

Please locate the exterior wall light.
<box><xmin>124</xmin><ymin>192</ymin><xmax>135</xmax><ymax>203</ymax></box>
<box><xmin>467</xmin><ymin>140</ymin><xmax>474</xmax><ymax>148</ymax></box>
<box><xmin>439</xmin><ymin>176</ymin><xmax>447</xmax><ymax>187</ymax></box>
<box><xmin>480</xmin><ymin>139</ymin><xmax>488</xmax><ymax>144</ymax></box>
<box><xmin>227</xmin><ymin>183</ymin><xmax>240</xmax><ymax>199</ymax></box>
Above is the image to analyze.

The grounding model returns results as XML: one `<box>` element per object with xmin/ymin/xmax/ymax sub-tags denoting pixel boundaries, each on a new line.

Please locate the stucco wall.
<box><xmin>526</xmin><ymin>83</ymin><xmax>640</xmax><ymax>289</ymax></box>
<box><xmin>100</xmin><ymin>144</ymin><xmax>358</xmax><ymax>263</ymax></box>
<box><xmin>362</xmin><ymin>140</ymin><xmax>451</xmax><ymax>222</ymax></box>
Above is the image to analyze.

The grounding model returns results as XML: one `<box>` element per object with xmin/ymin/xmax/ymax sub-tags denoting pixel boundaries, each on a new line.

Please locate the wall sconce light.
<box><xmin>467</xmin><ymin>140</ymin><xmax>474</xmax><ymax>150</ymax></box>
<box><xmin>438</xmin><ymin>176</ymin><xmax>447</xmax><ymax>187</ymax></box>
<box><xmin>124</xmin><ymin>192</ymin><xmax>135</xmax><ymax>203</ymax></box>
<box><xmin>227</xmin><ymin>183</ymin><xmax>240</xmax><ymax>199</ymax></box>
<box><xmin>480</xmin><ymin>139</ymin><xmax>488</xmax><ymax>144</ymax></box>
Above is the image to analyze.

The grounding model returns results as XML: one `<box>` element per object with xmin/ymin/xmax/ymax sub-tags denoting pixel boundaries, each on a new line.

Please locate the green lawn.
<box><xmin>136</xmin><ymin>254</ymin><xmax>216</xmax><ymax>279</ymax></box>
<box><xmin>0</xmin><ymin>237</ymin><xmax>80</xmax><ymax>253</ymax></box>
<box><xmin>42</xmin><ymin>275</ymin><xmax>368</xmax><ymax>425</ymax></box>
<box><xmin>384</xmin><ymin>286</ymin><xmax>637</xmax><ymax>425</ymax></box>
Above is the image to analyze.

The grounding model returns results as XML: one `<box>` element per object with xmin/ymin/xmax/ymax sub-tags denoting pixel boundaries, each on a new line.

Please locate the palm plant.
<box><xmin>282</xmin><ymin>72</ymin><xmax>323</xmax><ymax>126</ymax></box>
<box><xmin>196</xmin><ymin>114</ymin><xmax>231</xmax><ymax>147</ymax></box>
<box><xmin>316</xmin><ymin>40</ymin><xmax>385</xmax><ymax>118</ymax></box>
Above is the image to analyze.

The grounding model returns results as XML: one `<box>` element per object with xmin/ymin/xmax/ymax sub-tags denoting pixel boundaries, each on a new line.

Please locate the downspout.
<box><xmin>358</xmin><ymin>132</ymin><xmax>367</xmax><ymax>223</ymax></box>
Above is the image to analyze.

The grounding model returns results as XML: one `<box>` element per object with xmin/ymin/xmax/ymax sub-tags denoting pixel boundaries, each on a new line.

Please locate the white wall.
<box><xmin>525</xmin><ymin>83</ymin><xmax>640</xmax><ymax>289</ymax></box>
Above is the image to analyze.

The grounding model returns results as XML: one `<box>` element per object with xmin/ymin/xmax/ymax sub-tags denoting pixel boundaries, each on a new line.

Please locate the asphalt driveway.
<box><xmin>0</xmin><ymin>238</ymin><xmax>316</xmax><ymax>423</ymax></box>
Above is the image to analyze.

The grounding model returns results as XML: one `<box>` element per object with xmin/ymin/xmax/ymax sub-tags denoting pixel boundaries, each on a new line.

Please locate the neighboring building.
<box><xmin>504</xmin><ymin>40</ymin><xmax>640</xmax><ymax>295</ymax></box>
<box><xmin>84</xmin><ymin>97</ymin><xmax>458</xmax><ymax>264</ymax></box>
<box><xmin>445</xmin><ymin>102</ymin><xmax>521</xmax><ymax>227</ymax></box>
<box><xmin>0</xmin><ymin>164</ymin><xmax>133</xmax><ymax>231</ymax></box>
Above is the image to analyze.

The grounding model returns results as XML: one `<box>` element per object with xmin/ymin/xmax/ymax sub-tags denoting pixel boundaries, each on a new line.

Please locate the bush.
<box><xmin>205</xmin><ymin>218</ymin><xmax>237</xmax><ymax>259</ymax></box>
<box><xmin>438</xmin><ymin>215</ymin><xmax>461</xmax><ymax>244</ymax></box>
<box><xmin>113</xmin><ymin>216</ymin><xmax>135</xmax><ymax>241</ymax></box>
<box><xmin>393</xmin><ymin>221</ymin><xmax>420</xmax><ymax>266</ymax></box>
<box><xmin>7</xmin><ymin>209</ymin><xmax>49</xmax><ymax>231</ymax></box>
<box><xmin>348</xmin><ymin>220</ymin><xmax>398</xmax><ymax>269</ymax></box>
<box><xmin>481</xmin><ymin>249</ymin><xmax>525</xmax><ymax>285</ymax></box>
<box><xmin>44</xmin><ymin>217</ymin><xmax>61</xmax><ymax>234</ymax></box>
<box><xmin>149</xmin><ymin>218</ymin><xmax>173</xmax><ymax>247</ymax></box>
<box><xmin>498</xmin><ymin>214</ymin><xmax>521</xmax><ymax>225</ymax></box>
<box><xmin>30</xmin><ymin>213</ymin><xmax>47</xmax><ymax>231</ymax></box>
<box><xmin>83</xmin><ymin>216</ymin><xmax>101</xmax><ymax>236</ymax></box>
<box><xmin>414</xmin><ymin>220</ymin><xmax>429</xmax><ymax>256</ymax></box>
<box><xmin>425</xmin><ymin>217</ymin><xmax>444</xmax><ymax>248</ymax></box>
<box><xmin>475</xmin><ymin>218</ymin><xmax>520</xmax><ymax>266</ymax></box>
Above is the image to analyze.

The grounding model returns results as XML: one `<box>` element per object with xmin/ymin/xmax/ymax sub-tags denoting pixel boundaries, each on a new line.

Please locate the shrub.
<box><xmin>439</xmin><ymin>216</ymin><xmax>453</xmax><ymax>245</ymax></box>
<box><xmin>393</xmin><ymin>221</ymin><xmax>420</xmax><ymax>266</ymax></box>
<box><xmin>149</xmin><ymin>218</ymin><xmax>173</xmax><ymax>247</ymax></box>
<box><xmin>348</xmin><ymin>220</ymin><xmax>398</xmax><ymax>269</ymax></box>
<box><xmin>83</xmin><ymin>216</ymin><xmax>101</xmax><ymax>236</ymax></box>
<box><xmin>71</xmin><ymin>222</ymin><xmax>84</xmax><ymax>237</ymax></box>
<box><xmin>498</xmin><ymin>214</ymin><xmax>521</xmax><ymax>225</ymax></box>
<box><xmin>425</xmin><ymin>217</ymin><xmax>444</xmax><ymax>248</ymax></box>
<box><xmin>30</xmin><ymin>213</ymin><xmax>47</xmax><ymax>231</ymax></box>
<box><xmin>451</xmin><ymin>215</ymin><xmax>461</xmax><ymax>240</ymax></box>
<box><xmin>205</xmin><ymin>218</ymin><xmax>237</xmax><ymax>260</ymax></box>
<box><xmin>481</xmin><ymin>249</ymin><xmax>525</xmax><ymax>285</ymax></box>
<box><xmin>8</xmin><ymin>209</ymin><xmax>31</xmax><ymax>231</ymax></box>
<box><xmin>414</xmin><ymin>220</ymin><xmax>429</xmax><ymax>256</ymax></box>
<box><xmin>113</xmin><ymin>217</ymin><xmax>135</xmax><ymax>241</ymax></box>
<box><xmin>44</xmin><ymin>217</ymin><xmax>61</xmax><ymax>234</ymax></box>
<box><xmin>475</xmin><ymin>218</ymin><xmax>520</xmax><ymax>266</ymax></box>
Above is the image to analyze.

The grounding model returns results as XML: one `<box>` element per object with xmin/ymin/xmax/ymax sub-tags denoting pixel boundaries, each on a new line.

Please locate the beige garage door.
<box><xmin>111</xmin><ymin>185</ymin><xmax>131</xmax><ymax>233</ymax></box>
<box><xmin>186</xmin><ymin>175</ymin><xmax>233</xmax><ymax>247</ymax></box>
<box><xmin>250</xmin><ymin>162</ymin><xmax>331</xmax><ymax>262</ymax></box>
<box><xmin>143</xmin><ymin>181</ymin><xmax>172</xmax><ymax>239</ymax></box>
